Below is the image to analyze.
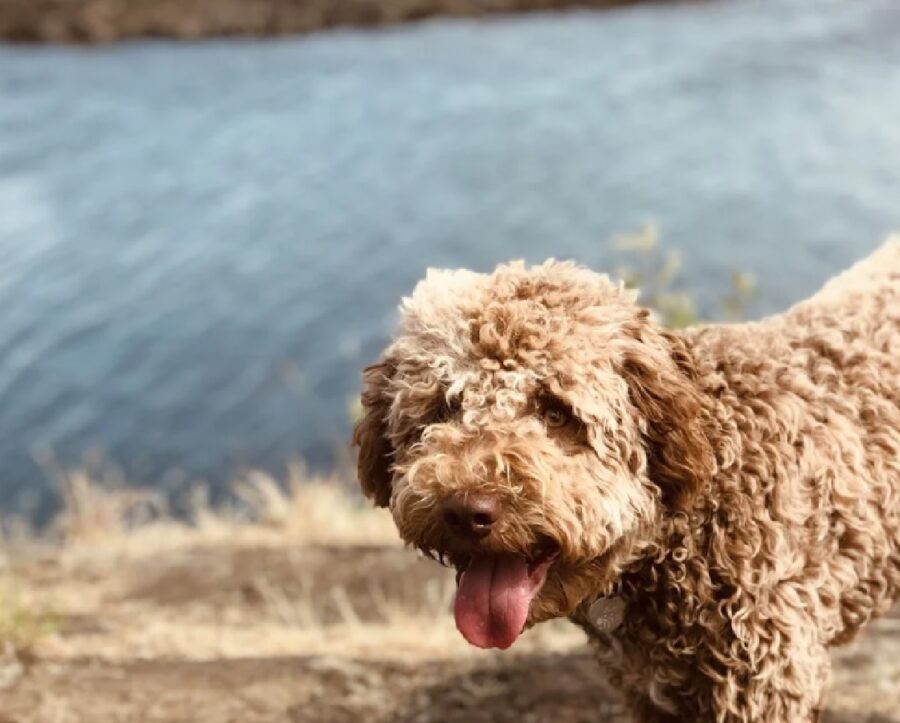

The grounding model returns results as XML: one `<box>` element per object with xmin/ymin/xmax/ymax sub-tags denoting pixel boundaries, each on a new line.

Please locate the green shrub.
<box><xmin>612</xmin><ymin>222</ymin><xmax>756</xmax><ymax>327</ymax></box>
<box><xmin>0</xmin><ymin>579</ymin><xmax>58</xmax><ymax>656</ymax></box>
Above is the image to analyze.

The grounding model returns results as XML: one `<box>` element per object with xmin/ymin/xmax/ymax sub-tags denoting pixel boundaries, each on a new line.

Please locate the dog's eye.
<box><xmin>538</xmin><ymin>397</ymin><xmax>589</xmax><ymax>451</ymax></box>
<box><xmin>543</xmin><ymin>406</ymin><xmax>570</xmax><ymax>429</ymax></box>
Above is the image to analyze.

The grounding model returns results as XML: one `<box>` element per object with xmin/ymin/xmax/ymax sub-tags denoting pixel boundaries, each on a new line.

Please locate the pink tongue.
<box><xmin>453</xmin><ymin>554</ymin><xmax>537</xmax><ymax>650</ymax></box>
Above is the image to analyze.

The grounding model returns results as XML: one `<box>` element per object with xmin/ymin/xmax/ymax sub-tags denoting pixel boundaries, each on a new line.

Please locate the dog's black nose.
<box><xmin>442</xmin><ymin>493</ymin><xmax>500</xmax><ymax>539</ymax></box>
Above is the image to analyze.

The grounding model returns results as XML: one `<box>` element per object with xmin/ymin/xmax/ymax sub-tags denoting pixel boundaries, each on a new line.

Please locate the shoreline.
<box><xmin>0</xmin><ymin>0</ymin><xmax>677</xmax><ymax>44</ymax></box>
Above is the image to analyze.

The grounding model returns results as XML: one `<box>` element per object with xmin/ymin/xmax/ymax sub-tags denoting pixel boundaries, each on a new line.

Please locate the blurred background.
<box><xmin>2</xmin><ymin>0</ymin><xmax>900</xmax><ymax>523</ymax></box>
<box><xmin>2</xmin><ymin>3</ymin><xmax>900</xmax><ymax>722</ymax></box>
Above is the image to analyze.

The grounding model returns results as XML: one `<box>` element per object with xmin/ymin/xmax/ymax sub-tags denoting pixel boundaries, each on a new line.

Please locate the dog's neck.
<box><xmin>575</xmin><ymin>381</ymin><xmax>727</xmax><ymax>636</ymax></box>
<box><xmin>569</xmin><ymin>324</ymin><xmax>734</xmax><ymax>636</ymax></box>
<box><xmin>573</xmin><ymin>336</ymin><xmax>743</xmax><ymax>637</ymax></box>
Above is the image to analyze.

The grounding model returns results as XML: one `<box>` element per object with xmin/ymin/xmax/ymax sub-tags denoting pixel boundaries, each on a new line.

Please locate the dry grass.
<box><xmin>1</xmin><ymin>467</ymin><xmax>451</xmax><ymax>671</ymax></box>
<box><xmin>2</xmin><ymin>468</ymin><xmax>898</xmax><ymax>722</ymax></box>
<box><xmin>3</xmin><ymin>466</ymin><xmax>587</xmax><ymax>666</ymax></box>
<box><xmin>0</xmin><ymin>469</ymin><xmax>366</xmax><ymax>664</ymax></box>
<box><xmin>232</xmin><ymin>463</ymin><xmax>398</xmax><ymax>544</ymax></box>
<box><xmin>18</xmin><ymin>462</ymin><xmax>399</xmax><ymax>565</ymax></box>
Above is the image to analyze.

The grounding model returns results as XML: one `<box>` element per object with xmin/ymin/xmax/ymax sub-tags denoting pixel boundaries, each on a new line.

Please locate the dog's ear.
<box><xmin>621</xmin><ymin>326</ymin><xmax>714</xmax><ymax>510</ymax></box>
<box><xmin>352</xmin><ymin>359</ymin><xmax>395</xmax><ymax>508</ymax></box>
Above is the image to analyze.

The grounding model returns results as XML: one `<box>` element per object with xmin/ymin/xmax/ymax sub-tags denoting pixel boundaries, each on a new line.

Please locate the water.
<box><xmin>1</xmin><ymin>0</ymin><xmax>899</xmax><ymax>519</ymax></box>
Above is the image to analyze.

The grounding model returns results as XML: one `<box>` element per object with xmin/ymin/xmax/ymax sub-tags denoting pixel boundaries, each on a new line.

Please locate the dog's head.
<box><xmin>353</xmin><ymin>261</ymin><xmax>713</xmax><ymax>649</ymax></box>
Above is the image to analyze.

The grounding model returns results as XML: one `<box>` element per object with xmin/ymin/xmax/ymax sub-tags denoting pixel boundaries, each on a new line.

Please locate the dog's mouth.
<box><xmin>449</xmin><ymin>541</ymin><xmax>560</xmax><ymax>650</ymax></box>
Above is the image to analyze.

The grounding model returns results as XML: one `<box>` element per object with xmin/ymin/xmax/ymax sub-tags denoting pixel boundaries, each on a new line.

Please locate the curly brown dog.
<box><xmin>353</xmin><ymin>238</ymin><xmax>900</xmax><ymax>722</ymax></box>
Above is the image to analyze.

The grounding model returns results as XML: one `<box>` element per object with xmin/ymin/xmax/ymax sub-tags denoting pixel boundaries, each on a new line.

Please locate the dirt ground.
<box><xmin>1</xmin><ymin>534</ymin><xmax>898</xmax><ymax>723</ymax></box>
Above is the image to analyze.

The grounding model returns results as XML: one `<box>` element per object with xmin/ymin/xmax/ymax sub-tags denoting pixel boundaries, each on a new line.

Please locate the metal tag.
<box><xmin>587</xmin><ymin>596</ymin><xmax>626</xmax><ymax>632</ymax></box>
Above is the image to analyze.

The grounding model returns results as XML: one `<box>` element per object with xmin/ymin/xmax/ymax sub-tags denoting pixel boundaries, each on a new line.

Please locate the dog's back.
<box><xmin>688</xmin><ymin>237</ymin><xmax>899</xmax><ymax>646</ymax></box>
<box><xmin>787</xmin><ymin>235</ymin><xmax>900</xmax><ymax>339</ymax></box>
<box><xmin>792</xmin><ymin>237</ymin><xmax>900</xmax><ymax>640</ymax></box>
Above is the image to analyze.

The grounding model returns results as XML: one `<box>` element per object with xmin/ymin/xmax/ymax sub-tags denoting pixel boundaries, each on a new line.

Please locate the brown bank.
<box><xmin>0</xmin><ymin>0</ymin><xmax>680</xmax><ymax>43</ymax></box>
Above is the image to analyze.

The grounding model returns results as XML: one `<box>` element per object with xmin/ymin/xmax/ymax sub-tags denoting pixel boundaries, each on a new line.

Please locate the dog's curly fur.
<box><xmin>353</xmin><ymin>238</ymin><xmax>900</xmax><ymax>722</ymax></box>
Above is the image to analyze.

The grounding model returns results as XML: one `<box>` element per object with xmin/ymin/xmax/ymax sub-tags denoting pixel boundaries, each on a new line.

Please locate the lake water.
<box><xmin>2</xmin><ymin>0</ymin><xmax>899</xmax><ymax>520</ymax></box>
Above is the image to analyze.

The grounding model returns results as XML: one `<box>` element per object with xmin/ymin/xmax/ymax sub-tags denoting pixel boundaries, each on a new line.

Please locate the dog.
<box><xmin>352</xmin><ymin>238</ymin><xmax>899</xmax><ymax>722</ymax></box>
